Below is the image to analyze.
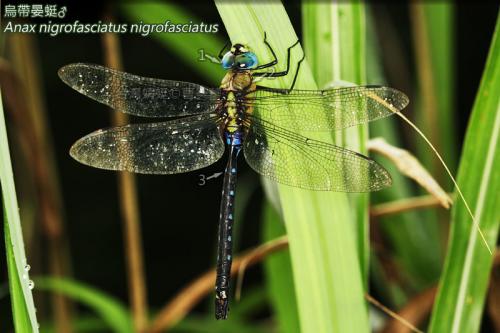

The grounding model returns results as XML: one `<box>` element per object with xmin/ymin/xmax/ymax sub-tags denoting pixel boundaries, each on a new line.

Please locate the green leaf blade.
<box><xmin>0</xmin><ymin>90</ymin><xmax>39</xmax><ymax>332</ymax></box>
<box><xmin>424</xmin><ymin>3</ymin><xmax>457</xmax><ymax>173</ymax></box>
<box><xmin>5</xmin><ymin>222</ymin><xmax>32</xmax><ymax>331</ymax></box>
<box><xmin>304</xmin><ymin>1</ymin><xmax>370</xmax><ymax>283</ymax></box>
<box><xmin>35</xmin><ymin>277</ymin><xmax>134</xmax><ymax>333</ymax></box>
<box><xmin>429</xmin><ymin>13</ymin><xmax>500</xmax><ymax>333</ymax></box>
<box><xmin>262</xmin><ymin>203</ymin><xmax>299</xmax><ymax>333</ymax></box>
<box><xmin>215</xmin><ymin>2</ymin><xmax>369</xmax><ymax>332</ymax></box>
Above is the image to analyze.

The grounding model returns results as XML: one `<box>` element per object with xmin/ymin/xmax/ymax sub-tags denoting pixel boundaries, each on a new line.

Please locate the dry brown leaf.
<box><xmin>368</xmin><ymin>137</ymin><xmax>453</xmax><ymax>209</ymax></box>
<box><xmin>378</xmin><ymin>286</ymin><xmax>436</xmax><ymax>333</ymax></box>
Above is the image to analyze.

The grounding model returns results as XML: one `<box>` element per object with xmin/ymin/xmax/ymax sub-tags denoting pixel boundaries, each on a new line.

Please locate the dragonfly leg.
<box><xmin>254</xmin><ymin>51</ymin><xmax>306</xmax><ymax>92</ymax></box>
<box><xmin>253</xmin><ymin>32</ymin><xmax>280</xmax><ymax>70</ymax></box>
<box><xmin>286</xmin><ymin>51</ymin><xmax>306</xmax><ymax>91</ymax></box>
<box><xmin>253</xmin><ymin>35</ymin><xmax>300</xmax><ymax>73</ymax></box>
<box><xmin>253</xmin><ymin>38</ymin><xmax>304</xmax><ymax>91</ymax></box>
<box><xmin>215</xmin><ymin>143</ymin><xmax>241</xmax><ymax>320</ymax></box>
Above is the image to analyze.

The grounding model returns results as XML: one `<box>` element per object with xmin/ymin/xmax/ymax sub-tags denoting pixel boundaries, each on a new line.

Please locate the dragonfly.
<box><xmin>59</xmin><ymin>33</ymin><xmax>409</xmax><ymax>320</ymax></box>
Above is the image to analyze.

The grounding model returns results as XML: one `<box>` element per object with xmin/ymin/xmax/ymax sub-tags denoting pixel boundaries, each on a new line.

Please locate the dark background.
<box><xmin>1</xmin><ymin>1</ymin><xmax>499</xmax><ymax>331</ymax></box>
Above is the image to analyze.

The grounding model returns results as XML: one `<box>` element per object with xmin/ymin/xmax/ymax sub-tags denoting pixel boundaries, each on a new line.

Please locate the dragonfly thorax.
<box><xmin>220</xmin><ymin>71</ymin><xmax>255</xmax><ymax>92</ymax></box>
<box><xmin>219</xmin><ymin>81</ymin><xmax>254</xmax><ymax>147</ymax></box>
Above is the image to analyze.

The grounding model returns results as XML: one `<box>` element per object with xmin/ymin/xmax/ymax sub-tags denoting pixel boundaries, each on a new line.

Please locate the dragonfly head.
<box><xmin>221</xmin><ymin>44</ymin><xmax>258</xmax><ymax>71</ymax></box>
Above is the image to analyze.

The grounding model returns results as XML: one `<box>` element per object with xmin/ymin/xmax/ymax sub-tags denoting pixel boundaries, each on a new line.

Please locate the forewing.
<box><xmin>243</xmin><ymin>116</ymin><xmax>391</xmax><ymax>192</ymax></box>
<box><xmin>59</xmin><ymin>63</ymin><xmax>220</xmax><ymax>117</ymax></box>
<box><xmin>70</xmin><ymin>114</ymin><xmax>225</xmax><ymax>174</ymax></box>
<box><xmin>250</xmin><ymin>86</ymin><xmax>409</xmax><ymax>131</ymax></box>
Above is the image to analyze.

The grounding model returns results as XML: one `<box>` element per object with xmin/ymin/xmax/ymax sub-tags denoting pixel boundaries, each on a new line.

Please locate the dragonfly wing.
<box><xmin>243</xmin><ymin>116</ymin><xmax>391</xmax><ymax>191</ymax></box>
<box><xmin>70</xmin><ymin>114</ymin><xmax>225</xmax><ymax>174</ymax></box>
<box><xmin>251</xmin><ymin>86</ymin><xmax>409</xmax><ymax>131</ymax></box>
<box><xmin>59</xmin><ymin>63</ymin><xmax>220</xmax><ymax>117</ymax></box>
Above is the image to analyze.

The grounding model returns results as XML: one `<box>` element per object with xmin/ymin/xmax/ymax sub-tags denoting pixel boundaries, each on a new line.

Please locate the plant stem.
<box><xmin>101</xmin><ymin>16</ymin><xmax>149</xmax><ymax>332</ymax></box>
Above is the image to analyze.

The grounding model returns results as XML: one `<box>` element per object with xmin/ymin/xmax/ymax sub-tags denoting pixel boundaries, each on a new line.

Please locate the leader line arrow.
<box><xmin>205</xmin><ymin>54</ymin><xmax>221</xmax><ymax>64</ymax></box>
<box><xmin>207</xmin><ymin>172</ymin><xmax>223</xmax><ymax>180</ymax></box>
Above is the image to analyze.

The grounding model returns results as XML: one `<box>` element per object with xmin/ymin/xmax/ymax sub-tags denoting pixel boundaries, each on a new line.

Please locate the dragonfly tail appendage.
<box><xmin>215</xmin><ymin>144</ymin><xmax>241</xmax><ymax>320</ymax></box>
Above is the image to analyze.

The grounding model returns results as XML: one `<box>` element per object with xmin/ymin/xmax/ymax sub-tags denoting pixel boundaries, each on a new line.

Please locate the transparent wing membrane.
<box><xmin>59</xmin><ymin>63</ymin><xmax>220</xmax><ymax>117</ymax></box>
<box><xmin>62</xmin><ymin>63</ymin><xmax>403</xmax><ymax>191</ymax></box>
<box><xmin>249</xmin><ymin>86</ymin><xmax>409</xmax><ymax>131</ymax></box>
<box><xmin>243</xmin><ymin>116</ymin><xmax>392</xmax><ymax>192</ymax></box>
<box><xmin>70</xmin><ymin>114</ymin><xmax>225</xmax><ymax>174</ymax></box>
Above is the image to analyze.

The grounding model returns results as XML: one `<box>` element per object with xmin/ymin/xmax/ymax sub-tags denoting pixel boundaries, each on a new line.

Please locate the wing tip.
<box><xmin>58</xmin><ymin>64</ymin><xmax>71</xmax><ymax>84</ymax></box>
<box><xmin>386</xmin><ymin>87</ymin><xmax>410</xmax><ymax>110</ymax></box>
<box><xmin>68</xmin><ymin>128</ymin><xmax>106</xmax><ymax>165</ymax></box>
<box><xmin>58</xmin><ymin>63</ymin><xmax>79</xmax><ymax>85</ymax></box>
<box><xmin>58</xmin><ymin>63</ymin><xmax>99</xmax><ymax>85</ymax></box>
<box><xmin>365</xmin><ymin>86</ymin><xmax>410</xmax><ymax>111</ymax></box>
<box><xmin>69</xmin><ymin>135</ymin><xmax>89</xmax><ymax>165</ymax></box>
<box><xmin>69</xmin><ymin>134</ymin><xmax>123</xmax><ymax>173</ymax></box>
<box><xmin>370</xmin><ymin>159</ymin><xmax>393</xmax><ymax>191</ymax></box>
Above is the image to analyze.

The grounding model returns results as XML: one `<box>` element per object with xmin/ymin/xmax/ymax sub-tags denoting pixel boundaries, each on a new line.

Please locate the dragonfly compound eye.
<box><xmin>221</xmin><ymin>52</ymin><xmax>235</xmax><ymax>69</ymax></box>
<box><xmin>235</xmin><ymin>52</ymin><xmax>258</xmax><ymax>69</ymax></box>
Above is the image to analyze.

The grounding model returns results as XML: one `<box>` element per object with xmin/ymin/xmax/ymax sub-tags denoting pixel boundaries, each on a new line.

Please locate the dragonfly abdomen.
<box><xmin>221</xmin><ymin>92</ymin><xmax>252</xmax><ymax>146</ymax></box>
<box><xmin>215</xmin><ymin>141</ymin><xmax>241</xmax><ymax>319</ymax></box>
<box><xmin>224</xmin><ymin>91</ymin><xmax>240</xmax><ymax>134</ymax></box>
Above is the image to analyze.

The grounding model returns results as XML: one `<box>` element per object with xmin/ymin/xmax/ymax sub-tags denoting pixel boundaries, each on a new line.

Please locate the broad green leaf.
<box><xmin>262</xmin><ymin>203</ymin><xmax>299</xmax><ymax>333</ymax></box>
<box><xmin>303</xmin><ymin>0</ymin><xmax>370</xmax><ymax>286</ymax></box>
<box><xmin>35</xmin><ymin>277</ymin><xmax>134</xmax><ymax>333</ymax></box>
<box><xmin>215</xmin><ymin>2</ymin><xmax>369</xmax><ymax>332</ymax></box>
<box><xmin>0</xmin><ymin>91</ymin><xmax>39</xmax><ymax>331</ymax></box>
<box><xmin>428</xmin><ymin>13</ymin><xmax>500</xmax><ymax>333</ymax></box>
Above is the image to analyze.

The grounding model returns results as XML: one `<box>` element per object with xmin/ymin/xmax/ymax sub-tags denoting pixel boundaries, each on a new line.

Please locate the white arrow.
<box><xmin>206</xmin><ymin>172</ymin><xmax>223</xmax><ymax>180</ymax></box>
<box><xmin>205</xmin><ymin>54</ymin><xmax>221</xmax><ymax>64</ymax></box>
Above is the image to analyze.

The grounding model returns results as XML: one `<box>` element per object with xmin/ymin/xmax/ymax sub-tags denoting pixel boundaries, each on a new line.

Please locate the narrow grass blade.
<box><xmin>408</xmin><ymin>2</ymin><xmax>460</xmax><ymax>270</ymax></box>
<box><xmin>411</xmin><ymin>2</ymin><xmax>457</xmax><ymax>180</ymax></box>
<box><xmin>215</xmin><ymin>2</ymin><xmax>369</xmax><ymax>332</ymax></box>
<box><xmin>35</xmin><ymin>277</ymin><xmax>134</xmax><ymax>333</ymax></box>
<box><xmin>428</xmin><ymin>13</ymin><xmax>500</xmax><ymax>333</ymax></box>
<box><xmin>423</xmin><ymin>3</ymin><xmax>456</xmax><ymax>173</ymax></box>
<box><xmin>4</xmin><ymin>221</ymin><xmax>32</xmax><ymax>331</ymax></box>
<box><xmin>0</xmin><ymin>91</ymin><xmax>39</xmax><ymax>331</ymax></box>
<box><xmin>9</xmin><ymin>32</ymin><xmax>74</xmax><ymax>332</ymax></box>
